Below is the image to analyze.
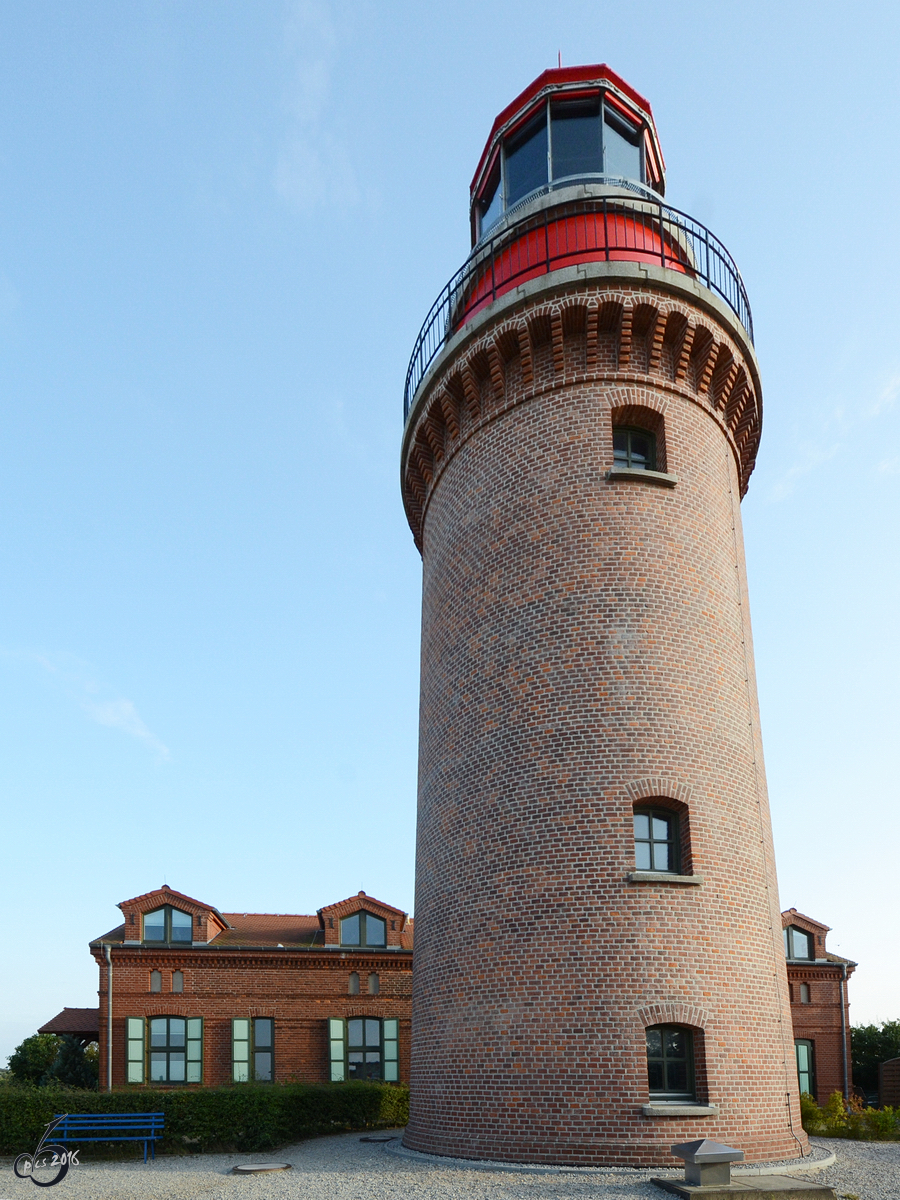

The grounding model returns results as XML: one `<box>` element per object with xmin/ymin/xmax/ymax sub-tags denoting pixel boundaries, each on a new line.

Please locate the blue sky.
<box><xmin>1</xmin><ymin>1</ymin><xmax>899</xmax><ymax>1063</ymax></box>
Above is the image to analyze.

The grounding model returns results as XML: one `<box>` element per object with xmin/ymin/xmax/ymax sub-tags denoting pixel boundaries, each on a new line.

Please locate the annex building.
<box><xmin>40</xmin><ymin>887</ymin><xmax>853</xmax><ymax>1107</ymax></box>
<box><xmin>82</xmin><ymin>885</ymin><xmax>412</xmax><ymax>1090</ymax></box>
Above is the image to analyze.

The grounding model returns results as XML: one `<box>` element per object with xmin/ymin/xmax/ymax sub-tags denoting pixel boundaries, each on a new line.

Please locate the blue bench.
<box><xmin>52</xmin><ymin>1113</ymin><xmax>165</xmax><ymax>1163</ymax></box>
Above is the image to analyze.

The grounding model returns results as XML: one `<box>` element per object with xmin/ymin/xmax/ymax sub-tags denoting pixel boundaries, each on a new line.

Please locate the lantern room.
<box><xmin>470</xmin><ymin>65</ymin><xmax>666</xmax><ymax>245</ymax></box>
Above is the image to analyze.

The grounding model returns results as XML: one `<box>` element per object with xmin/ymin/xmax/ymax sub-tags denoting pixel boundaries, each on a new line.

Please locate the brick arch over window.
<box><xmin>631</xmin><ymin>794</ymin><xmax>693</xmax><ymax>876</ymax></box>
<box><xmin>637</xmin><ymin>1003</ymin><xmax>710</xmax><ymax>1030</ymax></box>
<box><xmin>624</xmin><ymin>778</ymin><xmax>693</xmax><ymax>806</ymax></box>
<box><xmin>609</xmin><ymin>402</ymin><xmax>668</xmax><ymax>472</ymax></box>
<box><xmin>624</xmin><ymin>779</ymin><xmax>695</xmax><ymax>875</ymax></box>
<box><xmin>636</xmin><ymin>1004</ymin><xmax>711</xmax><ymax>1104</ymax></box>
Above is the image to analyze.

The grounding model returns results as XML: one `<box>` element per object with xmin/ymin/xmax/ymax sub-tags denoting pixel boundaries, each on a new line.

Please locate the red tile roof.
<box><xmin>92</xmin><ymin>904</ymin><xmax>414</xmax><ymax>949</ymax></box>
<box><xmin>212</xmin><ymin>914</ymin><xmax>323</xmax><ymax>947</ymax></box>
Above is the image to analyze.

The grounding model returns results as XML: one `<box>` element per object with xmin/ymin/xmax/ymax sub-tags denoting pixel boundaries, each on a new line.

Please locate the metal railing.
<box><xmin>403</xmin><ymin>195</ymin><xmax>753</xmax><ymax>422</ymax></box>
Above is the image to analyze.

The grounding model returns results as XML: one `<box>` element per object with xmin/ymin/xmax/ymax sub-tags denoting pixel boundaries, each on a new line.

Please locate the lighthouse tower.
<box><xmin>401</xmin><ymin>66</ymin><xmax>804</xmax><ymax>1167</ymax></box>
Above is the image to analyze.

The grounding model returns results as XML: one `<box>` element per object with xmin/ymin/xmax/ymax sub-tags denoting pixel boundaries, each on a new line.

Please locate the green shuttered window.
<box><xmin>126</xmin><ymin>1017</ymin><xmax>144</xmax><ymax>1084</ymax></box>
<box><xmin>329</xmin><ymin>1018</ymin><xmax>346</xmax><ymax>1082</ymax></box>
<box><xmin>232</xmin><ymin>1018</ymin><xmax>274</xmax><ymax>1082</ymax></box>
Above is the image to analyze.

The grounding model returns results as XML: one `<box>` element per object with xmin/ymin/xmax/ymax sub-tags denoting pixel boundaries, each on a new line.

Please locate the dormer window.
<box><xmin>340</xmin><ymin>911</ymin><xmax>386</xmax><ymax>948</ymax></box>
<box><xmin>784</xmin><ymin>926</ymin><xmax>813</xmax><ymax>960</ymax></box>
<box><xmin>144</xmin><ymin>906</ymin><xmax>193</xmax><ymax>944</ymax></box>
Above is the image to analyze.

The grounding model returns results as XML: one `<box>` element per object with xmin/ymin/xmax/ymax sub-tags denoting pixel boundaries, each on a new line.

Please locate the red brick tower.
<box><xmin>401</xmin><ymin>67</ymin><xmax>805</xmax><ymax>1166</ymax></box>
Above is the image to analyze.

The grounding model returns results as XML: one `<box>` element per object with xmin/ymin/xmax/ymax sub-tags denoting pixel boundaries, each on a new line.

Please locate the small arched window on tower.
<box><xmin>149</xmin><ymin>969</ymin><xmax>162</xmax><ymax>993</ymax></box>
<box><xmin>633</xmin><ymin>806</ymin><xmax>680</xmax><ymax>873</ymax></box>
<box><xmin>613</xmin><ymin>426</ymin><xmax>657</xmax><ymax>470</ymax></box>
<box><xmin>172</xmin><ymin>970</ymin><xmax>184</xmax><ymax>993</ymax></box>
<box><xmin>368</xmin><ymin>972</ymin><xmax>380</xmax><ymax>995</ymax></box>
<box><xmin>610</xmin><ymin>405</ymin><xmax>667</xmax><ymax>475</ymax></box>
<box><xmin>646</xmin><ymin>1025</ymin><xmax>695</xmax><ymax>1102</ymax></box>
<box><xmin>348</xmin><ymin>972</ymin><xmax>360</xmax><ymax>996</ymax></box>
<box><xmin>799</xmin><ymin>982</ymin><xmax>810</xmax><ymax>1004</ymax></box>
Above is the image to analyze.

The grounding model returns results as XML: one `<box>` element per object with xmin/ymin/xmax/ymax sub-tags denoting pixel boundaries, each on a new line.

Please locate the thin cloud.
<box><xmin>768</xmin><ymin>442</ymin><xmax>841</xmax><ymax>502</ymax></box>
<box><xmin>2</xmin><ymin>649</ymin><xmax>170</xmax><ymax>760</ymax></box>
<box><xmin>768</xmin><ymin>368</ymin><xmax>900</xmax><ymax>500</ymax></box>
<box><xmin>872</xmin><ymin>373</ymin><xmax>900</xmax><ymax>417</ymax></box>
<box><xmin>272</xmin><ymin>0</ymin><xmax>358</xmax><ymax>212</ymax></box>
<box><xmin>81</xmin><ymin>697</ymin><xmax>169</xmax><ymax>759</ymax></box>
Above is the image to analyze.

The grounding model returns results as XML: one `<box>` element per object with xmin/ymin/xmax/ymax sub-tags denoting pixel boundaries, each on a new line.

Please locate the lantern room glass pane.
<box><xmin>506</xmin><ymin>112</ymin><xmax>548</xmax><ymax>207</ymax></box>
<box><xmin>479</xmin><ymin>156</ymin><xmax>502</xmax><ymax>235</ymax></box>
<box><xmin>604</xmin><ymin>109</ymin><xmax>642</xmax><ymax>181</ymax></box>
<box><xmin>551</xmin><ymin>98</ymin><xmax>601</xmax><ymax>181</ymax></box>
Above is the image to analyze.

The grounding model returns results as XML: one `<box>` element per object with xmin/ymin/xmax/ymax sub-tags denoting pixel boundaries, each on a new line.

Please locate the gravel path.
<box><xmin>2</xmin><ymin>1131</ymin><xmax>896</xmax><ymax>1200</ymax></box>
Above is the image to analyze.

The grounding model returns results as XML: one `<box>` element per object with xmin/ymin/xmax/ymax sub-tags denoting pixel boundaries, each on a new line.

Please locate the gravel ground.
<box><xmin>1</xmin><ymin>1131</ymin><xmax>896</xmax><ymax>1200</ymax></box>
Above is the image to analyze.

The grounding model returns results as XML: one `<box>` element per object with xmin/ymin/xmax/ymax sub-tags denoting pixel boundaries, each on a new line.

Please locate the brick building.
<box><xmin>400</xmin><ymin>65</ymin><xmax>807</xmax><ymax>1165</ymax></box>
<box><xmin>88</xmin><ymin>885</ymin><xmax>412</xmax><ymax>1090</ymax></box>
<box><xmin>782</xmin><ymin>908</ymin><xmax>855</xmax><ymax>1104</ymax></box>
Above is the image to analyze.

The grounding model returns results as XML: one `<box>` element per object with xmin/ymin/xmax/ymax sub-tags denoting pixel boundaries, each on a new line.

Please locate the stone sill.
<box><xmin>626</xmin><ymin>871</ymin><xmax>704</xmax><ymax>886</ymax></box>
<box><xmin>642</xmin><ymin>1104</ymin><xmax>719</xmax><ymax>1117</ymax></box>
<box><xmin>606</xmin><ymin>467</ymin><xmax>678</xmax><ymax>487</ymax></box>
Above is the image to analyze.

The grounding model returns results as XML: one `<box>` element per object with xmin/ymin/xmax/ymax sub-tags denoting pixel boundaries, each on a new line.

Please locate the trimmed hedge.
<box><xmin>0</xmin><ymin>1082</ymin><xmax>408</xmax><ymax>1156</ymax></box>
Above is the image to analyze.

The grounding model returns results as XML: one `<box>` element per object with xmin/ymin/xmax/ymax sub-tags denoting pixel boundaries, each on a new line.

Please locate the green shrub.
<box><xmin>7</xmin><ymin>1034</ymin><xmax>62</xmax><ymax>1085</ymax></box>
<box><xmin>0</xmin><ymin>1081</ymin><xmax>408</xmax><ymax>1156</ymax></box>
<box><xmin>43</xmin><ymin>1036</ymin><xmax>99</xmax><ymax>1090</ymax></box>
<box><xmin>799</xmin><ymin>1091</ymin><xmax>824</xmax><ymax>1133</ymax></box>
<box><xmin>799</xmin><ymin>1089</ymin><xmax>900</xmax><ymax>1141</ymax></box>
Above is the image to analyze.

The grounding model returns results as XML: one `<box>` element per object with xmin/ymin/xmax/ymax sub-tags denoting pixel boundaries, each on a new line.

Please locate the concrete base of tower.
<box><xmin>401</xmin><ymin>1122</ymin><xmax>808</xmax><ymax>1169</ymax></box>
<box><xmin>651</xmin><ymin>1180</ymin><xmax>836</xmax><ymax>1199</ymax></box>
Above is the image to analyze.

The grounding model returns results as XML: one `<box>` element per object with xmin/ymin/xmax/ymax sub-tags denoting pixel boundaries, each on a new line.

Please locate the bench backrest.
<box><xmin>52</xmin><ymin>1113</ymin><xmax>165</xmax><ymax>1139</ymax></box>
